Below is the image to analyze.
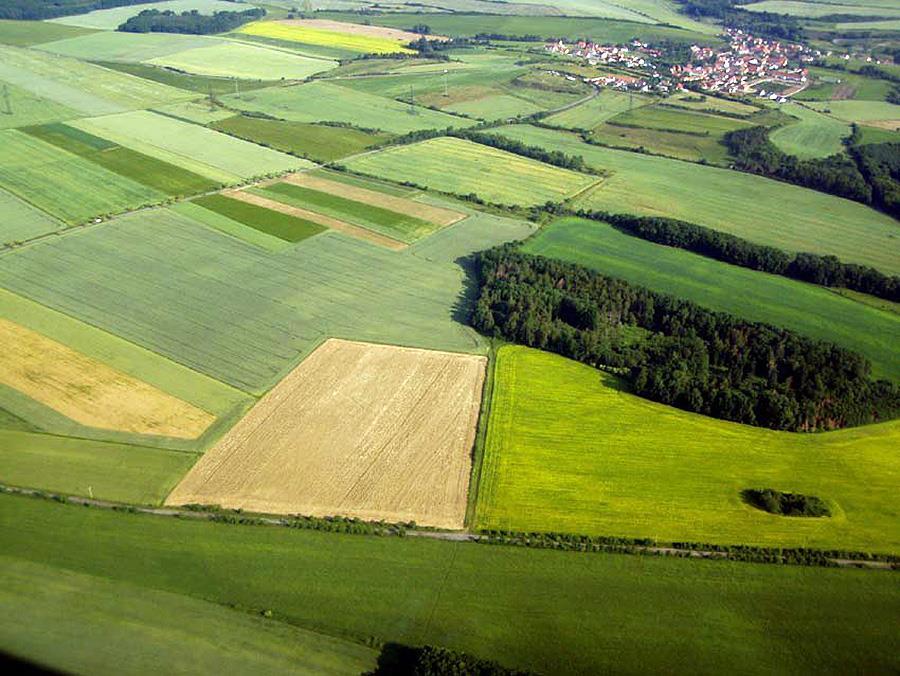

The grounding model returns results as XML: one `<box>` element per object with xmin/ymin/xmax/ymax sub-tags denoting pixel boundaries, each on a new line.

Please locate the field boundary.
<box><xmin>464</xmin><ymin>341</ymin><xmax>498</xmax><ymax>528</ymax></box>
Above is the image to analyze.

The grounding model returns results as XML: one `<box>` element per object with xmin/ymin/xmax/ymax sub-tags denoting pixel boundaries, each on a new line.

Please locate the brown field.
<box><xmin>285</xmin><ymin>173</ymin><xmax>466</xmax><ymax>227</ymax></box>
<box><xmin>863</xmin><ymin>119</ymin><xmax>900</xmax><ymax>131</ymax></box>
<box><xmin>224</xmin><ymin>189</ymin><xmax>407</xmax><ymax>250</ymax></box>
<box><xmin>278</xmin><ymin>19</ymin><xmax>448</xmax><ymax>42</ymax></box>
<box><xmin>0</xmin><ymin>319</ymin><xmax>214</xmax><ymax>438</ymax></box>
<box><xmin>165</xmin><ymin>339</ymin><xmax>486</xmax><ymax>528</ymax></box>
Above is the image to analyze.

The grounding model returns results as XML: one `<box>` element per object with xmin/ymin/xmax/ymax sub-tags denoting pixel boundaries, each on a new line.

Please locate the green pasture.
<box><xmin>210</xmin><ymin>116</ymin><xmax>392</xmax><ymax>162</ymax></box>
<box><xmin>151</xmin><ymin>100</ymin><xmax>237</xmax><ymax>124</ymax></box>
<box><xmin>96</xmin><ymin>62</ymin><xmax>278</xmax><ymax>95</ymax></box>
<box><xmin>407</xmin><ymin>210</ymin><xmax>537</xmax><ymax>264</ymax></box>
<box><xmin>444</xmin><ymin>93</ymin><xmax>543</xmax><ymax>121</ymax></box>
<box><xmin>48</xmin><ymin>0</ymin><xmax>248</xmax><ymax>30</ymax></box>
<box><xmin>0</xmin><ymin>188</ymin><xmax>64</xmax><ymax>246</ymax></box>
<box><xmin>609</xmin><ymin>104</ymin><xmax>754</xmax><ymax>135</ymax></box>
<box><xmin>345</xmin><ymin>137</ymin><xmax>599</xmax><ymax>207</ymax></box>
<box><xmin>72</xmin><ymin>111</ymin><xmax>307</xmax><ymax>182</ymax></box>
<box><xmin>24</xmin><ymin>123</ymin><xmax>219</xmax><ymax>197</ymax></box>
<box><xmin>544</xmin><ymin>90</ymin><xmax>650</xmax><ymax>130</ymax></box>
<box><xmin>806</xmin><ymin>99</ymin><xmax>900</xmax><ymax>123</ymax></box>
<box><xmin>308</xmin><ymin>167</ymin><xmax>416</xmax><ymax>197</ymax></box>
<box><xmin>254</xmin><ymin>182</ymin><xmax>439</xmax><ymax>243</ymax></box>
<box><xmin>0</xmin><ymin>431</ymin><xmax>196</xmax><ymax>505</ymax></box>
<box><xmin>855</xmin><ymin>124</ymin><xmax>900</xmax><ymax>145</ymax></box>
<box><xmin>170</xmin><ymin>201</ymin><xmax>290</xmax><ymax>252</ymax></box>
<box><xmin>223</xmin><ymin>81</ymin><xmax>476</xmax><ymax>134</ymax></box>
<box><xmin>493</xmin><ymin>125</ymin><xmax>900</xmax><ymax>274</ymax></box>
<box><xmin>0</xmin><ymin>208</ymin><xmax>490</xmax><ymax>394</ymax></box>
<box><xmin>0</xmin><ymin>19</ymin><xmax>95</xmax><ymax>47</ymax></box>
<box><xmin>2</xmin><ymin>494</ymin><xmax>898</xmax><ymax>674</ymax></box>
<box><xmin>194</xmin><ymin>194</ymin><xmax>327</xmax><ymax>243</ymax></box>
<box><xmin>0</xmin><ymin>81</ymin><xmax>80</xmax><ymax>130</ymax></box>
<box><xmin>770</xmin><ymin>103</ymin><xmax>851</xmax><ymax>158</ymax></box>
<box><xmin>1</xmin><ymin>557</ymin><xmax>379</xmax><ymax>676</ymax></box>
<box><xmin>523</xmin><ymin>217</ymin><xmax>900</xmax><ymax>381</ymax></box>
<box><xmin>797</xmin><ymin>66</ymin><xmax>894</xmax><ymax>102</ymax></box>
<box><xmin>0</xmin><ymin>45</ymin><xmax>190</xmax><ymax>117</ymax></box>
<box><xmin>0</xmin><ymin>130</ymin><xmax>164</xmax><ymax>223</ymax></box>
<box><xmin>476</xmin><ymin>346</ymin><xmax>900</xmax><ymax>552</ymax></box>
<box><xmin>37</xmin><ymin>31</ymin><xmax>216</xmax><ymax>62</ymax></box>
<box><xmin>147</xmin><ymin>42</ymin><xmax>336</xmax><ymax>80</ymax></box>
<box><xmin>665</xmin><ymin>92</ymin><xmax>759</xmax><ymax>116</ymax></box>
<box><xmin>743</xmin><ymin>1</ymin><xmax>900</xmax><ymax>18</ymax></box>
<box><xmin>591</xmin><ymin>123</ymin><xmax>733</xmax><ymax>164</ymax></box>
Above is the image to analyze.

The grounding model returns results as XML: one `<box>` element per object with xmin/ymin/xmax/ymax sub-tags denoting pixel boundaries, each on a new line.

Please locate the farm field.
<box><xmin>544</xmin><ymin>89</ymin><xmax>652</xmax><ymax>130</ymax></box>
<box><xmin>3</xmin><ymin>494</ymin><xmax>898</xmax><ymax>674</ymax></box>
<box><xmin>443</xmin><ymin>93</ymin><xmax>543</xmax><ymax>120</ymax></box>
<box><xmin>169</xmin><ymin>201</ymin><xmax>290</xmax><ymax>252</ymax></box>
<box><xmin>36</xmin><ymin>31</ymin><xmax>216</xmax><ymax>62</ymax></box>
<box><xmin>770</xmin><ymin>103</ymin><xmax>851</xmax><ymax>158</ymax></box>
<box><xmin>0</xmin><ymin>81</ymin><xmax>79</xmax><ymax>130</ymax></box>
<box><xmin>476</xmin><ymin>346</ymin><xmax>900</xmax><ymax>552</ymax></box>
<box><xmin>0</xmin><ymin>209</ymin><xmax>490</xmax><ymax>393</ymax></box>
<box><xmin>71</xmin><ymin>110</ymin><xmax>307</xmax><ymax>182</ymax></box>
<box><xmin>210</xmin><ymin>116</ymin><xmax>392</xmax><ymax>162</ymax></box>
<box><xmin>222</xmin><ymin>81</ymin><xmax>476</xmax><ymax>134</ymax></box>
<box><xmin>345</xmin><ymin>137</ymin><xmax>599</xmax><ymax>207</ymax></box>
<box><xmin>237</xmin><ymin>19</ymin><xmax>422</xmax><ymax>54</ymax></box>
<box><xmin>1</xmin><ymin>557</ymin><xmax>380</xmax><ymax>676</ymax></box>
<box><xmin>193</xmin><ymin>194</ymin><xmax>327</xmax><ymax>243</ymax></box>
<box><xmin>806</xmin><ymin>100</ymin><xmax>900</xmax><ymax>128</ymax></box>
<box><xmin>493</xmin><ymin>125</ymin><xmax>900</xmax><ymax>274</ymax></box>
<box><xmin>0</xmin><ymin>130</ymin><xmax>164</xmax><ymax>223</ymax></box>
<box><xmin>664</xmin><ymin>92</ymin><xmax>760</xmax><ymax>116</ymax></box>
<box><xmin>48</xmin><ymin>0</ymin><xmax>249</xmax><ymax>30</ymax></box>
<box><xmin>167</xmin><ymin>339</ymin><xmax>486</xmax><ymax>529</ymax></box>
<box><xmin>146</xmin><ymin>42</ymin><xmax>337</xmax><ymax>80</ymax></box>
<box><xmin>797</xmin><ymin>66</ymin><xmax>894</xmax><ymax>102</ymax></box>
<box><xmin>0</xmin><ymin>45</ymin><xmax>190</xmax><ymax>116</ymax></box>
<box><xmin>0</xmin><ymin>188</ymin><xmax>64</xmax><ymax>246</ymax></box>
<box><xmin>523</xmin><ymin>218</ymin><xmax>900</xmax><ymax>381</ymax></box>
<box><xmin>0</xmin><ymin>430</ymin><xmax>197</xmax><ymax>504</ymax></box>
<box><xmin>743</xmin><ymin>1</ymin><xmax>900</xmax><ymax>18</ymax></box>
<box><xmin>607</xmin><ymin>104</ymin><xmax>755</xmax><ymax>135</ymax></box>
<box><xmin>0</xmin><ymin>319</ymin><xmax>214</xmax><ymax>439</ymax></box>
<box><xmin>591</xmin><ymin>123</ymin><xmax>734</xmax><ymax>164</ymax></box>
<box><xmin>0</xmin><ymin>19</ymin><xmax>96</xmax><ymax>47</ymax></box>
<box><xmin>96</xmin><ymin>62</ymin><xmax>278</xmax><ymax>96</ymax></box>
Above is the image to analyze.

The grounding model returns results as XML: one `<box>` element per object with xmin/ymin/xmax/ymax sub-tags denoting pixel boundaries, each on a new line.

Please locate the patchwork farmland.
<box><xmin>1</xmin><ymin>4</ymin><xmax>898</xmax><ymax>674</ymax></box>
<box><xmin>168</xmin><ymin>339</ymin><xmax>485</xmax><ymax>528</ymax></box>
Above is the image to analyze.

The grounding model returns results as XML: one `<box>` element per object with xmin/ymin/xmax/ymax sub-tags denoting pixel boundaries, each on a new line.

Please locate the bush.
<box><xmin>742</xmin><ymin>488</ymin><xmax>831</xmax><ymax>517</ymax></box>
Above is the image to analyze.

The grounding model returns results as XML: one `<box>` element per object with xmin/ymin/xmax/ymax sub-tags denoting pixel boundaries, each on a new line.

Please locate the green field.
<box><xmin>493</xmin><ymin>125</ymin><xmax>900</xmax><ymax>274</ymax></box>
<box><xmin>796</xmin><ymin>66</ymin><xmax>894</xmax><ymax>102</ymax></box>
<box><xmin>770</xmin><ymin>103</ymin><xmax>851</xmax><ymax>158</ymax></box>
<box><xmin>544</xmin><ymin>90</ymin><xmax>653</xmax><ymax>130</ymax></box>
<box><xmin>94</xmin><ymin>62</ymin><xmax>278</xmax><ymax>95</ymax></box>
<box><xmin>523</xmin><ymin>217</ymin><xmax>900</xmax><ymax>381</ymax></box>
<box><xmin>193</xmin><ymin>194</ymin><xmax>327</xmax><ymax>243</ymax></box>
<box><xmin>222</xmin><ymin>81</ymin><xmax>476</xmax><ymax>134</ymax></box>
<box><xmin>743</xmin><ymin>0</ymin><xmax>900</xmax><ymax>18</ymax></box>
<box><xmin>24</xmin><ymin>123</ymin><xmax>219</xmax><ymax>198</ymax></box>
<box><xmin>0</xmin><ymin>431</ymin><xmax>197</xmax><ymax>505</ymax></box>
<box><xmin>476</xmin><ymin>346</ymin><xmax>900</xmax><ymax>552</ymax></box>
<box><xmin>0</xmin><ymin>188</ymin><xmax>64</xmax><ymax>246</ymax></box>
<box><xmin>146</xmin><ymin>42</ymin><xmax>336</xmax><ymax>80</ymax></box>
<box><xmin>2</xmin><ymin>494</ymin><xmax>897</xmax><ymax>674</ymax></box>
<box><xmin>0</xmin><ymin>19</ymin><xmax>95</xmax><ymax>47</ymax></box>
<box><xmin>210</xmin><ymin>116</ymin><xmax>392</xmax><ymax>162</ymax></box>
<box><xmin>170</xmin><ymin>201</ymin><xmax>291</xmax><ymax>252</ymax></box>
<box><xmin>2</xmin><ymin>556</ymin><xmax>379</xmax><ymax>676</ymax></box>
<box><xmin>0</xmin><ymin>208</ymin><xmax>494</xmax><ymax>394</ymax></box>
<box><xmin>591</xmin><ymin>123</ymin><xmax>734</xmax><ymax>164</ymax></box>
<box><xmin>444</xmin><ymin>93</ymin><xmax>543</xmax><ymax>120</ymax></box>
<box><xmin>48</xmin><ymin>0</ymin><xmax>249</xmax><ymax>29</ymax></box>
<box><xmin>665</xmin><ymin>92</ymin><xmax>760</xmax><ymax>116</ymax></box>
<box><xmin>37</xmin><ymin>31</ymin><xmax>216</xmax><ymax>62</ymax></box>
<box><xmin>608</xmin><ymin>104</ymin><xmax>755</xmax><ymax>135</ymax></box>
<box><xmin>345</xmin><ymin>137</ymin><xmax>599</xmax><ymax>207</ymax></box>
<box><xmin>72</xmin><ymin>111</ymin><xmax>307</xmax><ymax>183</ymax></box>
<box><xmin>237</xmin><ymin>20</ymin><xmax>416</xmax><ymax>55</ymax></box>
<box><xmin>0</xmin><ymin>81</ymin><xmax>80</xmax><ymax>130</ymax></box>
<box><xmin>0</xmin><ymin>130</ymin><xmax>164</xmax><ymax>223</ymax></box>
<box><xmin>806</xmin><ymin>99</ymin><xmax>900</xmax><ymax>124</ymax></box>
<box><xmin>0</xmin><ymin>45</ymin><xmax>190</xmax><ymax>116</ymax></box>
<box><xmin>254</xmin><ymin>182</ymin><xmax>440</xmax><ymax>242</ymax></box>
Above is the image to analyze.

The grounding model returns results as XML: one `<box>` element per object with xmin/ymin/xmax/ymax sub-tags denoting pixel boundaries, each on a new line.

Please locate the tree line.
<box><xmin>676</xmin><ymin>0</ymin><xmax>804</xmax><ymax>40</ymax></box>
<box><xmin>118</xmin><ymin>7</ymin><xmax>264</xmax><ymax>35</ymax></box>
<box><xmin>0</xmin><ymin>0</ymin><xmax>163</xmax><ymax>20</ymax></box>
<box><xmin>372</xmin><ymin>644</ymin><xmax>530</xmax><ymax>676</ymax></box>
<box><xmin>577</xmin><ymin>209</ymin><xmax>900</xmax><ymax>301</ymax></box>
<box><xmin>472</xmin><ymin>246</ymin><xmax>899</xmax><ymax>431</ymax></box>
<box><xmin>724</xmin><ymin>125</ymin><xmax>900</xmax><ymax>218</ymax></box>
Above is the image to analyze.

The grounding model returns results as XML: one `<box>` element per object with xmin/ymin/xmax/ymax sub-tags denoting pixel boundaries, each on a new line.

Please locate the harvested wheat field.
<box><xmin>284</xmin><ymin>173</ymin><xmax>466</xmax><ymax>228</ymax></box>
<box><xmin>166</xmin><ymin>339</ymin><xmax>486</xmax><ymax>528</ymax></box>
<box><xmin>278</xmin><ymin>19</ymin><xmax>448</xmax><ymax>43</ymax></box>
<box><xmin>0</xmin><ymin>319</ymin><xmax>214</xmax><ymax>438</ymax></box>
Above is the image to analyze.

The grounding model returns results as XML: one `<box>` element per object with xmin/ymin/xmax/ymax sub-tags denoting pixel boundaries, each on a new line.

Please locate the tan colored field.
<box><xmin>0</xmin><ymin>319</ymin><xmax>213</xmax><ymax>438</ymax></box>
<box><xmin>166</xmin><ymin>339</ymin><xmax>485</xmax><ymax>528</ymax></box>
<box><xmin>279</xmin><ymin>19</ymin><xmax>448</xmax><ymax>43</ymax></box>
<box><xmin>863</xmin><ymin>120</ymin><xmax>900</xmax><ymax>131</ymax></box>
<box><xmin>224</xmin><ymin>189</ymin><xmax>407</xmax><ymax>250</ymax></box>
<box><xmin>285</xmin><ymin>173</ymin><xmax>466</xmax><ymax>227</ymax></box>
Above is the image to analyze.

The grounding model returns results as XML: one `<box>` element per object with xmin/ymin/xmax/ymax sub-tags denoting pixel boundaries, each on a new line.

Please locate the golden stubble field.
<box><xmin>166</xmin><ymin>339</ymin><xmax>486</xmax><ymax>528</ymax></box>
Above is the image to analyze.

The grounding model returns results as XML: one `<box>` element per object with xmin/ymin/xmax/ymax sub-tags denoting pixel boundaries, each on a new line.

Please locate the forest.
<box><xmin>0</xmin><ymin>0</ymin><xmax>160</xmax><ymax>21</ymax></box>
<box><xmin>472</xmin><ymin>246</ymin><xmax>899</xmax><ymax>432</ymax></box>
<box><xmin>676</xmin><ymin>0</ymin><xmax>803</xmax><ymax>40</ymax></box>
<box><xmin>118</xmin><ymin>7</ymin><xmax>265</xmax><ymax>34</ymax></box>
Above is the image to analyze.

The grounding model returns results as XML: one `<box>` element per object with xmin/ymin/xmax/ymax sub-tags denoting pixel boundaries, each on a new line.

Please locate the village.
<box><xmin>546</xmin><ymin>27</ymin><xmax>815</xmax><ymax>102</ymax></box>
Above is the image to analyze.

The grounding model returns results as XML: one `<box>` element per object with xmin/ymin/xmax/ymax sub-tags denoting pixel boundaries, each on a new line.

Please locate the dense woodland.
<box><xmin>582</xmin><ymin>210</ymin><xmax>900</xmax><ymax>301</ymax></box>
<box><xmin>676</xmin><ymin>0</ymin><xmax>803</xmax><ymax>40</ymax></box>
<box><xmin>374</xmin><ymin>644</ymin><xmax>530</xmax><ymax>676</ymax></box>
<box><xmin>0</xmin><ymin>0</ymin><xmax>166</xmax><ymax>20</ymax></box>
<box><xmin>472</xmin><ymin>247</ymin><xmax>899</xmax><ymax>431</ymax></box>
<box><xmin>118</xmin><ymin>7</ymin><xmax>264</xmax><ymax>34</ymax></box>
<box><xmin>725</xmin><ymin>126</ymin><xmax>900</xmax><ymax>218</ymax></box>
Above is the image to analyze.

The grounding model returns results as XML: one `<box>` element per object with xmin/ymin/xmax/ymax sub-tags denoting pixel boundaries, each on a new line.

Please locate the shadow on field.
<box><xmin>451</xmin><ymin>254</ymin><xmax>481</xmax><ymax>327</ymax></box>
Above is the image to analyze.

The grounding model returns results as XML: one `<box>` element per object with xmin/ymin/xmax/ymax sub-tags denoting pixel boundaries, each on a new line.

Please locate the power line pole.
<box><xmin>443</xmin><ymin>68</ymin><xmax>449</xmax><ymax>97</ymax></box>
<box><xmin>2</xmin><ymin>85</ymin><xmax>10</xmax><ymax>115</ymax></box>
<box><xmin>409</xmin><ymin>84</ymin><xmax>415</xmax><ymax>113</ymax></box>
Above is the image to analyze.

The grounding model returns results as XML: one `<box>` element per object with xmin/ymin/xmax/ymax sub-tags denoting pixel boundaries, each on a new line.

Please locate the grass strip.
<box><xmin>193</xmin><ymin>194</ymin><xmax>326</xmax><ymax>243</ymax></box>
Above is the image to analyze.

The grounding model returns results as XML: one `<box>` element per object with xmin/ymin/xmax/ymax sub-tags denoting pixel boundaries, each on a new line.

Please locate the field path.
<box><xmin>224</xmin><ymin>189</ymin><xmax>407</xmax><ymax>250</ymax></box>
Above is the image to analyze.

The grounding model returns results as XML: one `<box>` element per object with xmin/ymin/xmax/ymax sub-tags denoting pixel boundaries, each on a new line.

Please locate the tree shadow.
<box><xmin>450</xmin><ymin>253</ymin><xmax>481</xmax><ymax>327</ymax></box>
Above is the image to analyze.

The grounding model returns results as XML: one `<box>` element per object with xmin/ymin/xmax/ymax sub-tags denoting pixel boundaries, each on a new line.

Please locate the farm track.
<box><xmin>1</xmin><ymin>485</ymin><xmax>892</xmax><ymax>570</ymax></box>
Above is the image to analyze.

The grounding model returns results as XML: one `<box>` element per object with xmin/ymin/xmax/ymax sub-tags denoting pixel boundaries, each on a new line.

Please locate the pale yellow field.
<box><xmin>166</xmin><ymin>339</ymin><xmax>486</xmax><ymax>528</ymax></box>
<box><xmin>0</xmin><ymin>319</ymin><xmax>214</xmax><ymax>438</ymax></box>
<box><xmin>238</xmin><ymin>20</ymin><xmax>420</xmax><ymax>55</ymax></box>
<box><xmin>285</xmin><ymin>173</ymin><xmax>466</xmax><ymax>227</ymax></box>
